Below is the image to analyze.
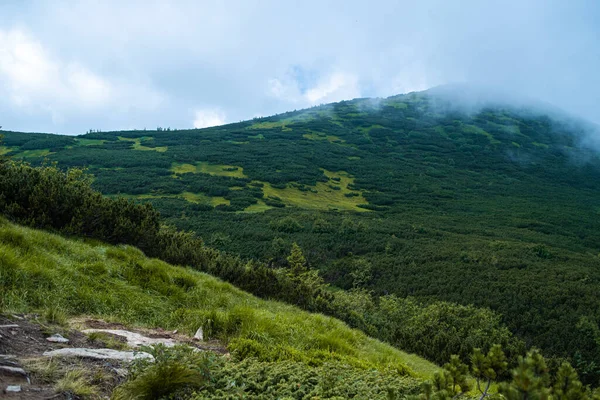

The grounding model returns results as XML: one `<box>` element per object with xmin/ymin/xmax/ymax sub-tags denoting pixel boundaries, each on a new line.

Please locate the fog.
<box><xmin>0</xmin><ymin>0</ymin><xmax>598</xmax><ymax>134</ymax></box>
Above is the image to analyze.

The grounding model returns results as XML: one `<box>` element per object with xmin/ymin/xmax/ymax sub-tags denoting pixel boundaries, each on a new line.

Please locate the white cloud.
<box><xmin>0</xmin><ymin>27</ymin><xmax>163</xmax><ymax>129</ymax></box>
<box><xmin>193</xmin><ymin>108</ymin><xmax>226</xmax><ymax>128</ymax></box>
<box><xmin>268</xmin><ymin>70</ymin><xmax>361</xmax><ymax>106</ymax></box>
<box><xmin>305</xmin><ymin>72</ymin><xmax>360</xmax><ymax>104</ymax></box>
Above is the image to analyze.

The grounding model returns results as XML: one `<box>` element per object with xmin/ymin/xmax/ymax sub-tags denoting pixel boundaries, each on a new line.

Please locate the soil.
<box><xmin>0</xmin><ymin>314</ymin><xmax>227</xmax><ymax>399</ymax></box>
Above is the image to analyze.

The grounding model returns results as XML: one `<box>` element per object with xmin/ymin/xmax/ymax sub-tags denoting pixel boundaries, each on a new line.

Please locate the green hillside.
<box><xmin>3</xmin><ymin>87</ymin><xmax>600</xmax><ymax>383</ymax></box>
<box><xmin>0</xmin><ymin>217</ymin><xmax>436</xmax><ymax>397</ymax></box>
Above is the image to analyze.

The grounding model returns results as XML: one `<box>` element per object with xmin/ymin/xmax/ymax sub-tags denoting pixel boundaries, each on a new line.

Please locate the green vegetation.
<box><xmin>3</xmin><ymin>87</ymin><xmax>600</xmax><ymax>384</ymax></box>
<box><xmin>0</xmin><ymin>218</ymin><xmax>431</xmax><ymax>373</ymax></box>
<box><xmin>0</xmin><ymin>160</ymin><xmax>522</xmax><ymax>376</ymax></box>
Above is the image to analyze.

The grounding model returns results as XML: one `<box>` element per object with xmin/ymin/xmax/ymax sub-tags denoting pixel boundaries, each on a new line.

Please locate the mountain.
<box><xmin>2</xmin><ymin>86</ymin><xmax>600</xmax><ymax>381</ymax></box>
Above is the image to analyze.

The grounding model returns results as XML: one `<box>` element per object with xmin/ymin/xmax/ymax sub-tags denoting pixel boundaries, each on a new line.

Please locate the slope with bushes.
<box><xmin>0</xmin><ymin>216</ymin><xmax>432</xmax><ymax>398</ymax></box>
<box><xmin>0</xmin><ymin>159</ymin><xmax>524</xmax><ymax>372</ymax></box>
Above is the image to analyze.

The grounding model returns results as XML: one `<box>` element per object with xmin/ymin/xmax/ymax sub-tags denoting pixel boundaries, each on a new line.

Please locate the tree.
<box><xmin>420</xmin><ymin>355</ymin><xmax>470</xmax><ymax>400</ymax></box>
<box><xmin>471</xmin><ymin>344</ymin><xmax>508</xmax><ymax>399</ymax></box>
<box><xmin>553</xmin><ymin>363</ymin><xmax>586</xmax><ymax>400</ymax></box>
<box><xmin>498</xmin><ymin>349</ymin><xmax>551</xmax><ymax>400</ymax></box>
<box><xmin>287</xmin><ymin>242</ymin><xmax>307</xmax><ymax>275</ymax></box>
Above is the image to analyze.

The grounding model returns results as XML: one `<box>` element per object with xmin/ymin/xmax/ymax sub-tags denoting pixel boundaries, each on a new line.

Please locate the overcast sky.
<box><xmin>0</xmin><ymin>0</ymin><xmax>598</xmax><ymax>134</ymax></box>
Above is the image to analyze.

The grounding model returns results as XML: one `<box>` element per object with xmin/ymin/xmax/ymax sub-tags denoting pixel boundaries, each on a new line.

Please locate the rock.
<box><xmin>82</xmin><ymin>329</ymin><xmax>176</xmax><ymax>348</ymax></box>
<box><xmin>193</xmin><ymin>327</ymin><xmax>203</xmax><ymax>341</ymax></box>
<box><xmin>0</xmin><ymin>366</ymin><xmax>28</xmax><ymax>378</ymax></box>
<box><xmin>5</xmin><ymin>385</ymin><xmax>21</xmax><ymax>393</ymax></box>
<box><xmin>43</xmin><ymin>348</ymin><xmax>153</xmax><ymax>362</ymax></box>
<box><xmin>0</xmin><ymin>325</ymin><xmax>19</xmax><ymax>329</ymax></box>
<box><xmin>172</xmin><ymin>329</ymin><xmax>178</xmax><ymax>334</ymax></box>
<box><xmin>46</xmin><ymin>333</ymin><xmax>69</xmax><ymax>343</ymax></box>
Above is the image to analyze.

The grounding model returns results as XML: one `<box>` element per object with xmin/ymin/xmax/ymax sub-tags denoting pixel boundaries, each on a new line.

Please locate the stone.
<box><xmin>172</xmin><ymin>329</ymin><xmax>178</xmax><ymax>334</ymax></box>
<box><xmin>46</xmin><ymin>333</ymin><xmax>69</xmax><ymax>343</ymax></box>
<box><xmin>0</xmin><ymin>366</ymin><xmax>28</xmax><ymax>378</ymax></box>
<box><xmin>43</xmin><ymin>348</ymin><xmax>153</xmax><ymax>362</ymax></box>
<box><xmin>193</xmin><ymin>327</ymin><xmax>203</xmax><ymax>341</ymax></box>
<box><xmin>5</xmin><ymin>385</ymin><xmax>21</xmax><ymax>393</ymax></box>
<box><xmin>82</xmin><ymin>329</ymin><xmax>176</xmax><ymax>347</ymax></box>
<box><xmin>0</xmin><ymin>325</ymin><xmax>19</xmax><ymax>329</ymax></box>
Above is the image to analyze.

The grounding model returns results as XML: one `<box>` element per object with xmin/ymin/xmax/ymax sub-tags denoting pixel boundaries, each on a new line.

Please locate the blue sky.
<box><xmin>0</xmin><ymin>0</ymin><xmax>599</xmax><ymax>134</ymax></box>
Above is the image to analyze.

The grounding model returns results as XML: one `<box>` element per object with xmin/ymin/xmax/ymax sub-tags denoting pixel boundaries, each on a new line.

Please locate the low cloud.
<box><xmin>193</xmin><ymin>108</ymin><xmax>226</xmax><ymax>129</ymax></box>
<box><xmin>268</xmin><ymin>70</ymin><xmax>360</xmax><ymax>106</ymax></box>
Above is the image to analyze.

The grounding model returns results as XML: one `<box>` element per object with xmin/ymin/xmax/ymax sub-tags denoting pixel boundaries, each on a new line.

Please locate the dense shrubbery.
<box><xmin>0</xmin><ymin>159</ymin><xmax>523</xmax><ymax>370</ymax></box>
<box><xmin>114</xmin><ymin>345</ymin><xmax>421</xmax><ymax>400</ymax></box>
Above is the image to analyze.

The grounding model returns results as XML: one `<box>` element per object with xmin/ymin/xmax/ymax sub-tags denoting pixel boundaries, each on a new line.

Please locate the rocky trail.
<box><xmin>0</xmin><ymin>315</ymin><xmax>225</xmax><ymax>399</ymax></box>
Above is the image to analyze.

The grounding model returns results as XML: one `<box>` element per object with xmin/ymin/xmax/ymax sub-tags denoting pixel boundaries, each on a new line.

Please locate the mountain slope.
<box><xmin>0</xmin><ymin>217</ymin><xmax>437</xmax><ymax>397</ymax></box>
<box><xmin>2</xmin><ymin>86</ymin><xmax>600</xmax><ymax>380</ymax></box>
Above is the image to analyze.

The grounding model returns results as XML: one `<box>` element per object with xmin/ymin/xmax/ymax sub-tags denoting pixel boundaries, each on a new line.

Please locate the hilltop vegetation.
<box><xmin>2</xmin><ymin>87</ymin><xmax>600</xmax><ymax>383</ymax></box>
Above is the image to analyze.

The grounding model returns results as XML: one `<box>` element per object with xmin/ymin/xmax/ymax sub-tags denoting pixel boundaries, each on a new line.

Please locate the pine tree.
<box><xmin>499</xmin><ymin>349</ymin><xmax>551</xmax><ymax>400</ymax></box>
<box><xmin>471</xmin><ymin>344</ymin><xmax>508</xmax><ymax>399</ymax></box>
<box><xmin>287</xmin><ymin>242</ymin><xmax>307</xmax><ymax>275</ymax></box>
<box><xmin>553</xmin><ymin>362</ymin><xmax>586</xmax><ymax>400</ymax></box>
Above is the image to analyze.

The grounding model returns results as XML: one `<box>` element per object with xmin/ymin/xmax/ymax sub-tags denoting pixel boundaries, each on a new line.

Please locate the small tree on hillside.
<box><xmin>287</xmin><ymin>242</ymin><xmax>307</xmax><ymax>275</ymax></box>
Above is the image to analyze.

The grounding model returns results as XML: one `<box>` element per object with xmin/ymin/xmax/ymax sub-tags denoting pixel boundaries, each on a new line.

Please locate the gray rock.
<box><xmin>193</xmin><ymin>327</ymin><xmax>203</xmax><ymax>341</ymax></box>
<box><xmin>43</xmin><ymin>348</ymin><xmax>153</xmax><ymax>362</ymax></box>
<box><xmin>46</xmin><ymin>333</ymin><xmax>69</xmax><ymax>343</ymax></box>
<box><xmin>0</xmin><ymin>325</ymin><xmax>19</xmax><ymax>329</ymax></box>
<box><xmin>82</xmin><ymin>329</ymin><xmax>176</xmax><ymax>347</ymax></box>
<box><xmin>0</xmin><ymin>366</ymin><xmax>28</xmax><ymax>378</ymax></box>
<box><xmin>5</xmin><ymin>385</ymin><xmax>21</xmax><ymax>393</ymax></box>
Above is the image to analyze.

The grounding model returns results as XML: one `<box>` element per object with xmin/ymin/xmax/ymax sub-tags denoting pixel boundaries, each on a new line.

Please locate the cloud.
<box><xmin>0</xmin><ymin>27</ymin><xmax>163</xmax><ymax>132</ymax></box>
<box><xmin>268</xmin><ymin>70</ymin><xmax>360</xmax><ymax>106</ymax></box>
<box><xmin>193</xmin><ymin>108</ymin><xmax>226</xmax><ymax>128</ymax></box>
<box><xmin>0</xmin><ymin>0</ymin><xmax>599</xmax><ymax>133</ymax></box>
<box><xmin>0</xmin><ymin>28</ymin><xmax>111</xmax><ymax>108</ymax></box>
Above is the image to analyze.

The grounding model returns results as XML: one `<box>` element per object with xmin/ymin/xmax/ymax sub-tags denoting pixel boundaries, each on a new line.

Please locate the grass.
<box><xmin>14</xmin><ymin>149</ymin><xmax>53</xmax><ymax>158</ymax></box>
<box><xmin>115</xmin><ymin>192</ymin><xmax>231</xmax><ymax>207</ymax></box>
<box><xmin>302</xmin><ymin>132</ymin><xmax>346</xmax><ymax>144</ymax></box>
<box><xmin>261</xmin><ymin>169</ymin><xmax>369</xmax><ymax>212</ymax></box>
<box><xmin>0</xmin><ymin>146</ymin><xmax>17</xmax><ymax>155</ymax></box>
<box><xmin>118</xmin><ymin>136</ymin><xmax>168</xmax><ymax>152</ymax></box>
<box><xmin>247</xmin><ymin>121</ymin><xmax>292</xmax><ymax>131</ymax></box>
<box><xmin>241</xmin><ymin>200</ymin><xmax>273</xmax><ymax>213</ymax></box>
<box><xmin>171</xmin><ymin>162</ymin><xmax>248</xmax><ymax>178</ymax></box>
<box><xmin>463</xmin><ymin>124</ymin><xmax>501</xmax><ymax>145</ymax></box>
<box><xmin>55</xmin><ymin>369</ymin><xmax>99</xmax><ymax>398</ymax></box>
<box><xmin>0</xmin><ymin>218</ymin><xmax>438</xmax><ymax>378</ymax></box>
<box><xmin>180</xmin><ymin>192</ymin><xmax>230</xmax><ymax>206</ymax></box>
<box><xmin>76</xmin><ymin>139</ymin><xmax>106</xmax><ymax>146</ymax></box>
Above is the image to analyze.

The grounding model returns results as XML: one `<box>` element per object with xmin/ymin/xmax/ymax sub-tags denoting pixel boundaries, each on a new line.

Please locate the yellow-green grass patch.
<box><xmin>14</xmin><ymin>149</ymin><xmax>54</xmax><ymax>158</ymax></box>
<box><xmin>241</xmin><ymin>200</ymin><xmax>274</xmax><ymax>213</ymax></box>
<box><xmin>118</xmin><ymin>136</ymin><xmax>167</xmax><ymax>152</ymax></box>
<box><xmin>76</xmin><ymin>138</ymin><xmax>105</xmax><ymax>146</ymax></box>
<box><xmin>171</xmin><ymin>162</ymin><xmax>248</xmax><ymax>179</ymax></box>
<box><xmin>261</xmin><ymin>169</ymin><xmax>369</xmax><ymax>212</ymax></box>
<box><xmin>180</xmin><ymin>192</ymin><xmax>230</xmax><ymax>206</ymax></box>
<box><xmin>463</xmin><ymin>125</ymin><xmax>501</xmax><ymax>145</ymax></box>
<box><xmin>302</xmin><ymin>132</ymin><xmax>346</xmax><ymax>144</ymax></box>
<box><xmin>247</xmin><ymin>121</ymin><xmax>292</xmax><ymax>131</ymax></box>
<box><xmin>0</xmin><ymin>146</ymin><xmax>17</xmax><ymax>155</ymax></box>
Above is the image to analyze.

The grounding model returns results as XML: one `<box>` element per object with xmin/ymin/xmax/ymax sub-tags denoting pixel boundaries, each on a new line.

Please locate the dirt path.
<box><xmin>0</xmin><ymin>315</ymin><xmax>225</xmax><ymax>399</ymax></box>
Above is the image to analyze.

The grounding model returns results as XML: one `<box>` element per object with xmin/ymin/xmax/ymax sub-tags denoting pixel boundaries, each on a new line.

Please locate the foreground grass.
<box><xmin>0</xmin><ymin>217</ymin><xmax>437</xmax><ymax>378</ymax></box>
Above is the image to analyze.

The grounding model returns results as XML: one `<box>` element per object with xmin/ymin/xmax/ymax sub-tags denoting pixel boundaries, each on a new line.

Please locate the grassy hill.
<box><xmin>0</xmin><ymin>217</ymin><xmax>438</xmax><ymax>398</ymax></box>
<box><xmin>3</xmin><ymin>86</ymin><xmax>600</xmax><ymax>382</ymax></box>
